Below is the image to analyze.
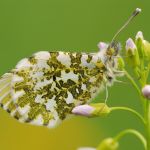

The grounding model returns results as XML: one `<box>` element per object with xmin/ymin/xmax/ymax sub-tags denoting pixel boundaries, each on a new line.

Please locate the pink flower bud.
<box><xmin>142</xmin><ymin>85</ymin><xmax>150</xmax><ymax>99</ymax></box>
<box><xmin>126</xmin><ymin>38</ymin><xmax>140</xmax><ymax>67</ymax></box>
<box><xmin>136</xmin><ymin>31</ymin><xmax>144</xmax><ymax>40</ymax></box>
<box><xmin>126</xmin><ymin>38</ymin><xmax>136</xmax><ymax>51</ymax></box>
<box><xmin>135</xmin><ymin>31</ymin><xmax>150</xmax><ymax>61</ymax></box>
<box><xmin>72</xmin><ymin>105</ymin><xmax>95</xmax><ymax>117</ymax></box>
<box><xmin>72</xmin><ymin>103</ymin><xmax>110</xmax><ymax>117</ymax></box>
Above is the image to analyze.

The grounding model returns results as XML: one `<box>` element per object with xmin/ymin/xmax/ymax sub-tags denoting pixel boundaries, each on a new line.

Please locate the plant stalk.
<box><xmin>114</xmin><ymin>129</ymin><xmax>147</xmax><ymax>150</ymax></box>
<box><xmin>146</xmin><ymin>101</ymin><xmax>150</xmax><ymax>150</ymax></box>
<box><xmin>110</xmin><ymin>106</ymin><xmax>146</xmax><ymax>125</ymax></box>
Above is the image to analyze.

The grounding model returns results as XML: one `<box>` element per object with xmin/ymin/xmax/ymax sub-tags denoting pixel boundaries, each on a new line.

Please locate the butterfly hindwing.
<box><xmin>3</xmin><ymin>51</ymin><xmax>105</xmax><ymax>128</ymax></box>
<box><xmin>0</xmin><ymin>73</ymin><xmax>13</xmax><ymax>111</ymax></box>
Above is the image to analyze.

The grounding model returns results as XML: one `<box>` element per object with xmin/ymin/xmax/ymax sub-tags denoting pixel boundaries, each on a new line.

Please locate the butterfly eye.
<box><xmin>107</xmin><ymin>76</ymin><xmax>113</xmax><ymax>81</ymax></box>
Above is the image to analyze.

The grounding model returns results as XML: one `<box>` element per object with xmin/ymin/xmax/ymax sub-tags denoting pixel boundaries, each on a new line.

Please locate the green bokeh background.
<box><xmin>0</xmin><ymin>0</ymin><xmax>149</xmax><ymax>150</ymax></box>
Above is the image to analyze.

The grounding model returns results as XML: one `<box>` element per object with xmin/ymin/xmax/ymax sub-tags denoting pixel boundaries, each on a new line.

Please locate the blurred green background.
<box><xmin>0</xmin><ymin>0</ymin><xmax>149</xmax><ymax>150</ymax></box>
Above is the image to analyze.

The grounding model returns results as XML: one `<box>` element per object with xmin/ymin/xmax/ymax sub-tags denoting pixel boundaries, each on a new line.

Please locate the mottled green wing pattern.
<box><xmin>1</xmin><ymin>51</ymin><xmax>106</xmax><ymax>128</ymax></box>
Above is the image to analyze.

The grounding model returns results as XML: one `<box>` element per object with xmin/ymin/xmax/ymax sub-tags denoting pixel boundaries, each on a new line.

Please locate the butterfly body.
<box><xmin>0</xmin><ymin>47</ymin><xmax>122</xmax><ymax>128</ymax></box>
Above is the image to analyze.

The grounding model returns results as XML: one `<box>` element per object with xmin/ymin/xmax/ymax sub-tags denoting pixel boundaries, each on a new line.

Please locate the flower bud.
<box><xmin>97</xmin><ymin>138</ymin><xmax>119</xmax><ymax>150</ymax></box>
<box><xmin>126</xmin><ymin>38</ymin><xmax>136</xmax><ymax>52</ymax></box>
<box><xmin>72</xmin><ymin>104</ymin><xmax>95</xmax><ymax>117</ymax></box>
<box><xmin>143</xmin><ymin>40</ymin><xmax>150</xmax><ymax>60</ymax></box>
<box><xmin>136</xmin><ymin>31</ymin><xmax>144</xmax><ymax>40</ymax></box>
<box><xmin>142</xmin><ymin>85</ymin><xmax>150</xmax><ymax>99</ymax></box>
<box><xmin>126</xmin><ymin>38</ymin><xmax>140</xmax><ymax>67</ymax></box>
<box><xmin>90</xmin><ymin>103</ymin><xmax>111</xmax><ymax>117</ymax></box>
<box><xmin>72</xmin><ymin>103</ymin><xmax>111</xmax><ymax>117</ymax></box>
<box><xmin>136</xmin><ymin>31</ymin><xmax>150</xmax><ymax>60</ymax></box>
<box><xmin>77</xmin><ymin>147</ymin><xmax>96</xmax><ymax>150</ymax></box>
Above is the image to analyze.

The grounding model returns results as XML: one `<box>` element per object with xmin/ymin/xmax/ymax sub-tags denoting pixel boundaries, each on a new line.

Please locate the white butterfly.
<box><xmin>0</xmin><ymin>8</ymin><xmax>141</xmax><ymax>128</ymax></box>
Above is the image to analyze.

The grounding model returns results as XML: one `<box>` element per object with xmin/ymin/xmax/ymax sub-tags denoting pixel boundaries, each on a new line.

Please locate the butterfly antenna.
<box><xmin>110</xmin><ymin>8</ymin><xmax>141</xmax><ymax>44</ymax></box>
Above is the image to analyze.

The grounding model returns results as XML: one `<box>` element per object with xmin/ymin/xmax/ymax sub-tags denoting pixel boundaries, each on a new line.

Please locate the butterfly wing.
<box><xmin>1</xmin><ymin>51</ymin><xmax>105</xmax><ymax>128</ymax></box>
<box><xmin>0</xmin><ymin>73</ymin><xmax>14</xmax><ymax>111</ymax></box>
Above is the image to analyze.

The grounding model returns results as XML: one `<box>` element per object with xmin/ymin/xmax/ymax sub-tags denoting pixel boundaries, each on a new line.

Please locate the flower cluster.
<box><xmin>126</xmin><ymin>31</ymin><xmax>150</xmax><ymax>99</ymax></box>
<box><xmin>126</xmin><ymin>31</ymin><xmax>150</xmax><ymax>66</ymax></box>
<box><xmin>73</xmin><ymin>31</ymin><xmax>150</xmax><ymax>150</ymax></box>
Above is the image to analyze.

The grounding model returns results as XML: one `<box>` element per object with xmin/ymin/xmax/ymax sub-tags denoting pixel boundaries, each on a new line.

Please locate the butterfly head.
<box><xmin>106</xmin><ymin>41</ymin><xmax>121</xmax><ymax>57</ymax></box>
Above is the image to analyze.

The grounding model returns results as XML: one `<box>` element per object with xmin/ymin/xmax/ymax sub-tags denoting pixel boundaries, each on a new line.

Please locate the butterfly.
<box><xmin>0</xmin><ymin>44</ymin><xmax>123</xmax><ymax>128</ymax></box>
<box><xmin>0</xmin><ymin>8</ymin><xmax>141</xmax><ymax>128</ymax></box>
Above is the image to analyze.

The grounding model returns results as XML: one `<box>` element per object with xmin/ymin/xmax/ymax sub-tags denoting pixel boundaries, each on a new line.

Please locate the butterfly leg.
<box><xmin>114</xmin><ymin>79</ymin><xmax>129</xmax><ymax>84</ymax></box>
<box><xmin>113</xmin><ymin>70</ymin><xmax>125</xmax><ymax>75</ymax></box>
<box><xmin>104</xmin><ymin>84</ymin><xmax>109</xmax><ymax>104</ymax></box>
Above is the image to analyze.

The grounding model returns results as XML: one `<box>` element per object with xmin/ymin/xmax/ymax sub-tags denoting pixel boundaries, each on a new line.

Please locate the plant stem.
<box><xmin>145</xmin><ymin>101</ymin><xmax>150</xmax><ymax>150</ymax></box>
<box><xmin>110</xmin><ymin>106</ymin><xmax>146</xmax><ymax>125</ymax></box>
<box><xmin>124</xmin><ymin>69</ymin><xmax>141</xmax><ymax>97</ymax></box>
<box><xmin>145</xmin><ymin>63</ymin><xmax>150</xmax><ymax>80</ymax></box>
<box><xmin>114</xmin><ymin>129</ymin><xmax>147</xmax><ymax>150</ymax></box>
<box><xmin>124</xmin><ymin>69</ymin><xmax>146</xmax><ymax>113</ymax></box>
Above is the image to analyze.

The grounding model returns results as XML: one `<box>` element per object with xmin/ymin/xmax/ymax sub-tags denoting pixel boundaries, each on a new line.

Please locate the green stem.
<box><xmin>145</xmin><ymin>63</ymin><xmax>150</xmax><ymax>81</ymax></box>
<box><xmin>114</xmin><ymin>129</ymin><xmax>147</xmax><ymax>150</ymax></box>
<box><xmin>124</xmin><ymin>69</ymin><xmax>146</xmax><ymax>110</ymax></box>
<box><xmin>145</xmin><ymin>101</ymin><xmax>150</xmax><ymax>150</ymax></box>
<box><xmin>110</xmin><ymin>106</ymin><xmax>146</xmax><ymax>125</ymax></box>
<box><xmin>124</xmin><ymin>69</ymin><xmax>141</xmax><ymax>96</ymax></box>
